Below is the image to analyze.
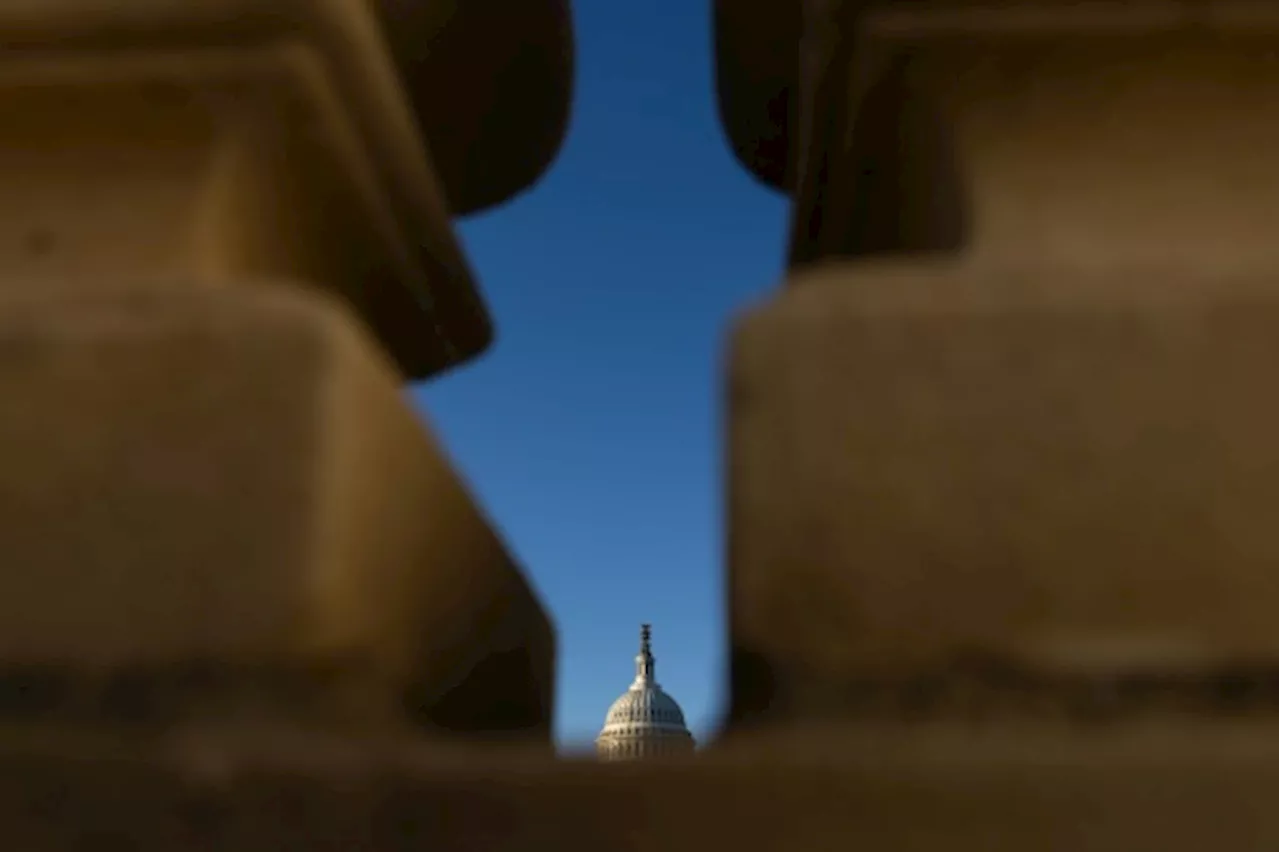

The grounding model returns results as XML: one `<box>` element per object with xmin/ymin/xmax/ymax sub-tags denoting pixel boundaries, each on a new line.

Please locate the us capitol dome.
<box><xmin>595</xmin><ymin>624</ymin><xmax>695</xmax><ymax>761</ymax></box>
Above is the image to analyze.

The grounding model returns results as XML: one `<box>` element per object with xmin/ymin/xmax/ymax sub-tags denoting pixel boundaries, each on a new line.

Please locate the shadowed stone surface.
<box><xmin>0</xmin><ymin>0</ymin><xmax>553</xmax><ymax>377</ymax></box>
<box><xmin>0</xmin><ymin>1</ymin><xmax>1271</xmax><ymax>848</ymax></box>
<box><xmin>0</xmin><ymin>283</ymin><xmax>554</xmax><ymax>740</ymax></box>
<box><xmin>714</xmin><ymin>0</ymin><xmax>1274</xmax><ymax>195</ymax></box>
<box><xmin>0</xmin><ymin>722</ymin><xmax>1272</xmax><ymax>850</ymax></box>
<box><xmin>727</xmin><ymin>264</ymin><xmax>1276</xmax><ymax>725</ymax></box>
<box><xmin>714</xmin><ymin>1</ymin><xmax>1276</xmax><ymax>266</ymax></box>
<box><xmin>374</xmin><ymin>0</ymin><xmax>576</xmax><ymax>216</ymax></box>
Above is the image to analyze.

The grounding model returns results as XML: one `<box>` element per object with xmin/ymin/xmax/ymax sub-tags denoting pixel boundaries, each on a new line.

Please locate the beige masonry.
<box><xmin>716</xmin><ymin>0</ymin><xmax>1276</xmax><ymax>847</ymax></box>
<box><xmin>0</xmin><ymin>0</ymin><xmax>500</xmax><ymax>378</ymax></box>
<box><xmin>0</xmin><ymin>0</ymin><xmax>572</xmax><ymax>744</ymax></box>
<box><xmin>0</xmin><ymin>0</ymin><xmax>1274</xmax><ymax>849</ymax></box>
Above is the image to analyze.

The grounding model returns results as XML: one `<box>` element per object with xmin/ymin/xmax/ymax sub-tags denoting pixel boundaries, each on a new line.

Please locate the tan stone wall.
<box><xmin>0</xmin><ymin>0</ymin><xmax>564</xmax><ymax>746</ymax></box>
<box><xmin>0</xmin><ymin>0</ymin><xmax>1273</xmax><ymax>849</ymax></box>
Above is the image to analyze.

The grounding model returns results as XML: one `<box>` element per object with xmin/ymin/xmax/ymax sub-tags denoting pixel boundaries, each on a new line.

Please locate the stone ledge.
<box><xmin>727</xmin><ymin>262</ymin><xmax>1276</xmax><ymax>723</ymax></box>
<box><xmin>0</xmin><ymin>282</ymin><xmax>553</xmax><ymax>738</ymax></box>
<box><xmin>0</xmin><ymin>721</ymin><xmax>1271</xmax><ymax>850</ymax></box>
<box><xmin>0</xmin><ymin>0</ymin><xmax>491</xmax><ymax>377</ymax></box>
<box><xmin>865</xmin><ymin>1</ymin><xmax>1276</xmax><ymax>35</ymax></box>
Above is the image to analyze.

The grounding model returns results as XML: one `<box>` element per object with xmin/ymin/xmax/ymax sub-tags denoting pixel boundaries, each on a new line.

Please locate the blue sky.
<box><xmin>410</xmin><ymin>1</ymin><xmax>788</xmax><ymax>747</ymax></box>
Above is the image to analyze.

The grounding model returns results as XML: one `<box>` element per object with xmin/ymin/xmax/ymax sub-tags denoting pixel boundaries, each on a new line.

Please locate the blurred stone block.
<box><xmin>727</xmin><ymin>263</ymin><xmax>1276</xmax><ymax>724</ymax></box>
<box><xmin>714</xmin><ymin>1</ymin><xmax>1276</xmax><ymax>267</ymax></box>
<box><xmin>714</xmin><ymin>0</ymin><xmax>1276</xmax><ymax>194</ymax></box>
<box><xmin>0</xmin><ymin>282</ymin><xmax>553</xmax><ymax>739</ymax></box>
<box><xmin>0</xmin><ymin>0</ymin><xmax>494</xmax><ymax>378</ymax></box>
<box><xmin>879</xmin><ymin>13</ymin><xmax>1277</xmax><ymax>271</ymax></box>
<box><xmin>0</xmin><ymin>721</ymin><xmax>1272</xmax><ymax>850</ymax></box>
<box><xmin>372</xmin><ymin>0</ymin><xmax>576</xmax><ymax>216</ymax></box>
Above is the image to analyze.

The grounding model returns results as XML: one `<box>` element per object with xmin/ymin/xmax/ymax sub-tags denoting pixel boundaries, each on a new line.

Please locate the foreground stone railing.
<box><xmin>0</xmin><ymin>0</ymin><xmax>571</xmax><ymax>751</ymax></box>
<box><xmin>714</xmin><ymin>1</ymin><xmax>1276</xmax><ymax>848</ymax></box>
<box><xmin>0</xmin><ymin>0</ymin><xmax>1274</xmax><ymax>849</ymax></box>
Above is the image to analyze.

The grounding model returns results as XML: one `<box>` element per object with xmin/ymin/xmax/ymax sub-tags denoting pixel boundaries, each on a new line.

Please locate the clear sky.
<box><xmin>409</xmin><ymin>1</ymin><xmax>788</xmax><ymax>748</ymax></box>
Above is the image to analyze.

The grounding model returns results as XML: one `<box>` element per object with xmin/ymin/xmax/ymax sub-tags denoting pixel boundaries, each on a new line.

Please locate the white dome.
<box><xmin>595</xmin><ymin>625</ymin><xmax>695</xmax><ymax>761</ymax></box>
<box><xmin>602</xmin><ymin>684</ymin><xmax>688</xmax><ymax>732</ymax></box>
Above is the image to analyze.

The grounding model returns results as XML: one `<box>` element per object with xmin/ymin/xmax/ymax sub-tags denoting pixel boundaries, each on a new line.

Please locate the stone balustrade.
<box><xmin>0</xmin><ymin>1</ymin><xmax>1273</xmax><ymax>849</ymax></box>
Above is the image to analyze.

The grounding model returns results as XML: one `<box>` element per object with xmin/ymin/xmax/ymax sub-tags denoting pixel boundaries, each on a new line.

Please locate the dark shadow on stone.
<box><xmin>788</xmin><ymin>50</ymin><xmax>970</xmax><ymax>266</ymax></box>
<box><xmin>374</xmin><ymin>0</ymin><xmax>576</xmax><ymax>216</ymax></box>
<box><xmin>725</xmin><ymin>646</ymin><xmax>780</xmax><ymax>731</ymax></box>
<box><xmin>0</xmin><ymin>666</ymin><xmax>66</xmax><ymax>719</ymax></box>
<box><xmin>408</xmin><ymin>645</ymin><xmax>552</xmax><ymax>739</ymax></box>
<box><xmin>713</xmin><ymin>0</ymin><xmax>801</xmax><ymax>192</ymax></box>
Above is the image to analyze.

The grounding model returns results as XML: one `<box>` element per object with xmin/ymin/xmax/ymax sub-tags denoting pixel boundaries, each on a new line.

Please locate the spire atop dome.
<box><xmin>635</xmin><ymin>622</ymin><xmax>655</xmax><ymax>684</ymax></box>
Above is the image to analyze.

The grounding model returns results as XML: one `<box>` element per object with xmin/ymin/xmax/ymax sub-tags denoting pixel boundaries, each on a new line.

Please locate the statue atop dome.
<box><xmin>595</xmin><ymin>625</ymin><xmax>695</xmax><ymax>761</ymax></box>
<box><xmin>636</xmin><ymin>623</ymin><xmax>654</xmax><ymax>683</ymax></box>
